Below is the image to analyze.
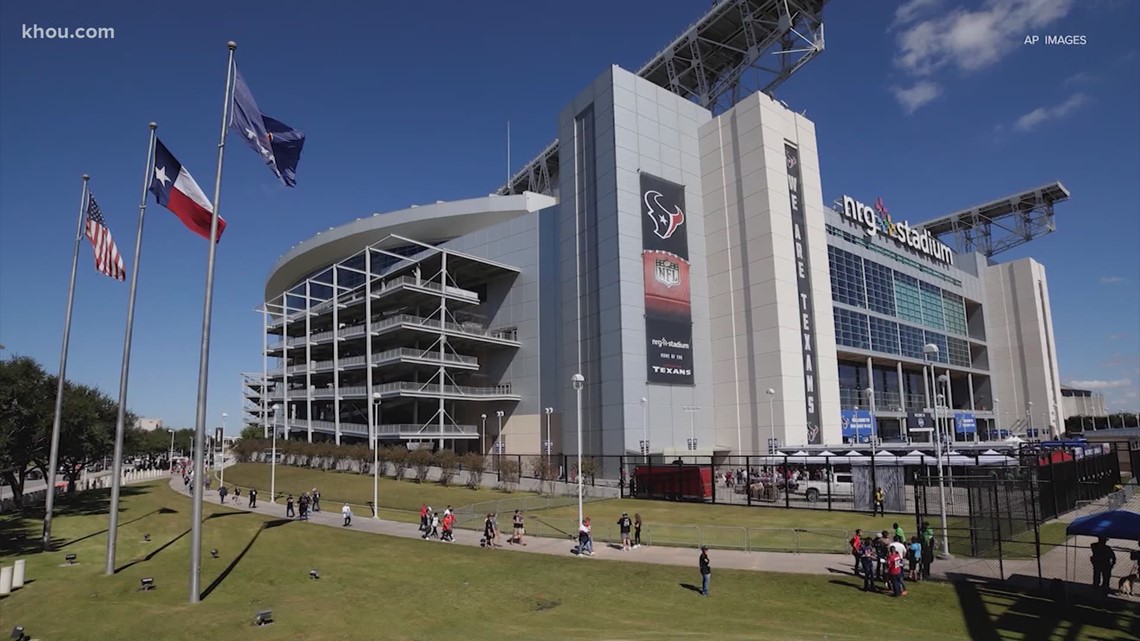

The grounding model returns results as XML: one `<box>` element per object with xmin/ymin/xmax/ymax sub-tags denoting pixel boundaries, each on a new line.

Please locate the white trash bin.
<box><xmin>12</xmin><ymin>559</ymin><xmax>25</xmax><ymax>588</ymax></box>
<box><xmin>0</xmin><ymin>566</ymin><xmax>12</xmax><ymax>595</ymax></box>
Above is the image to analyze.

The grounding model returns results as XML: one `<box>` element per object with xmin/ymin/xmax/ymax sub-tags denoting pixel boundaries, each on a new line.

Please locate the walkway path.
<box><xmin>169</xmin><ymin>475</ymin><xmax>986</xmax><ymax>581</ymax></box>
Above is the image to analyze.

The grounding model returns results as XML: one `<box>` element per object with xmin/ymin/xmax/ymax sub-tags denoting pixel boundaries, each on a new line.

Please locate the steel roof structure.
<box><xmin>918</xmin><ymin>182</ymin><xmax>1071</xmax><ymax>258</ymax></box>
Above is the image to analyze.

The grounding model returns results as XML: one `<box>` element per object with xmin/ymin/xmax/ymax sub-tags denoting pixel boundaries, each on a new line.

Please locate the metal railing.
<box><xmin>269</xmin><ymin>348</ymin><xmax>479</xmax><ymax>377</ymax></box>
<box><xmin>265</xmin><ymin>381</ymin><xmax>518</xmax><ymax>402</ymax></box>
<box><xmin>268</xmin><ymin>276</ymin><xmax>481</xmax><ymax>330</ymax></box>
<box><xmin>281</xmin><ymin>314</ymin><xmax>521</xmax><ymax>348</ymax></box>
<box><xmin>270</xmin><ymin>418</ymin><xmax>478</xmax><ymax>437</ymax></box>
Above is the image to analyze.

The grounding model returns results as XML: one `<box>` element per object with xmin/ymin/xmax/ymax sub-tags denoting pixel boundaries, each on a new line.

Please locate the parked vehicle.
<box><xmin>792</xmin><ymin>471</ymin><xmax>854</xmax><ymax>502</ymax></box>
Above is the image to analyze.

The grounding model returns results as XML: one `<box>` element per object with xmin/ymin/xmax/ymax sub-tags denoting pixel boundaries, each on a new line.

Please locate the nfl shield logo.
<box><xmin>654</xmin><ymin>258</ymin><xmax>680</xmax><ymax>288</ymax></box>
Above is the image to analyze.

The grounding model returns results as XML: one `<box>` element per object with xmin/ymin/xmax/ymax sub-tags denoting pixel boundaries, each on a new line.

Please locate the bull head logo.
<box><xmin>645</xmin><ymin>190</ymin><xmax>685</xmax><ymax>240</ymax></box>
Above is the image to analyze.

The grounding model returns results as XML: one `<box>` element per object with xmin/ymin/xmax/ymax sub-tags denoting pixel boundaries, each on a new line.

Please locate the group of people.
<box><xmin>850</xmin><ymin>521</ymin><xmax>936</xmax><ymax>597</ymax></box>
<box><xmin>419</xmin><ymin>504</ymin><xmax>457</xmax><ymax>542</ymax></box>
<box><xmin>575</xmin><ymin>512</ymin><xmax>645</xmax><ymax>556</ymax></box>
<box><xmin>284</xmin><ymin>488</ymin><xmax>321</xmax><ymax>519</ymax></box>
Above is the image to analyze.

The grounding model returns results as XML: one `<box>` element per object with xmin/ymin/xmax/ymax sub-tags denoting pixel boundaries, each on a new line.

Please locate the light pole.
<box><xmin>496</xmin><ymin>410</ymin><xmax>505</xmax><ymax>457</ymax></box>
<box><xmin>938</xmin><ymin>374</ymin><xmax>951</xmax><ymax>445</ymax></box>
<box><xmin>640</xmin><ymin>397</ymin><xmax>648</xmax><ymax>464</ymax></box>
<box><xmin>167</xmin><ymin>429</ymin><xmax>175</xmax><ymax>472</ymax></box>
<box><xmin>220</xmin><ymin>412</ymin><xmax>228</xmax><ymax>486</ymax></box>
<box><xmin>571</xmin><ymin>373</ymin><xmax>585</xmax><ymax>529</ymax></box>
<box><xmin>544</xmin><ymin>407</ymin><xmax>553</xmax><ymax>462</ymax></box>
<box><xmin>270</xmin><ymin>404</ymin><xmax>280</xmax><ymax>503</ymax></box>
<box><xmin>766</xmin><ymin>389</ymin><xmax>776</xmax><ymax>455</ymax></box>
<box><xmin>1026</xmin><ymin>401</ymin><xmax>1034</xmax><ymax>438</ymax></box>
<box><xmin>864</xmin><ymin>387</ymin><xmax>877</xmax><ymax>451</ymax></box>
<box><xmin>682</xmin><ymin>406</ymin><xmax>699</xmax><ymax>454</ymax></box>
<box><xmin>993</xmin><ymin>397</ymin><xmax>1000</xmax><ymax>439</ymax></box>
<box><xmin>923</xmin><ymin>343</ymin><xmax>952</xmax><ymax>559</ymax></box>
<box><xmin>480</xmin><ymin>413</ymin><xmax>487</xmax><ymax>454</ymax></box>
<box><xmin>371</xmin><ymin>393</ymin><xmax>381</xmax><ymax>519</ymax></box>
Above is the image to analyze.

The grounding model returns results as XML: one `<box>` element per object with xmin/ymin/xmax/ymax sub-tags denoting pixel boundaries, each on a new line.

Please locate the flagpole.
<box><xmin>41</xmin><ymin>174</ymin><xmax>90</xmax><ymax>551</ymax></box>
<box><xmin>104</xmin><ymin>122</ymin><xmax>158</xmax><ymax>575</ymax></box>
<box><xmin>189</xmin><ymin>41</ymin><xmax>236</xmax><ymax>604</ymax></box>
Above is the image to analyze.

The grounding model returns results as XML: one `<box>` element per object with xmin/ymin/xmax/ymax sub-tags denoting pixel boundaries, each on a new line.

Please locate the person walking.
<box><xmin>893</xmin><ymin>522</ymin><xmax>905</xmax><ymax>541</ymax></box>
<box><xmin>342</xmin><ymin>503</ymin><xmax>353</xmax><ymax>527</ymax></box>
<box><xmin>577</xmin><ymin>519</ymin><xmax>593</xmax><ymax>556</ymax></box>
<box><xmin>859</xmin><ymin>537</ymin><xmax>877</xmax><ymax>592</ymax></box>
<box><xmin>299</xmin><ymin>493</ymin><xmax>310</xmax><ymax>521</ymax></box>
<box><xmin>312</xmin><ymin>488</ymin><xmax>321</xmax><ymax>512</ymax></box>
<box><xmin>419</xmin><ymin>504</ymin><xmax>430</xmax><ymax>534</ymax></box>
<box><xmin>698</xmin><ymin>545</ymin><xmax>711</xmax><ymax>596</ymax></box>
<box><xmin>633</xmin><ymin>513</ymin><xmax>643</xmax><ymax>548</ymax></box>
<box><xmin>873</xmin><ymin>487</ymin><xmax>885</xmax><ymax>517</ymax></box>
<box><xmin>908</xmin><ymin>536</ymin><xmax>922</xmax><ymax>582</ymax></box>
<box><xmin>618</xmin><ymin>512</ymin><xmax>633</xmax><ymax>551</ymax></box>
<box><xmin>483</xmin><ymin>513</ymin><xmax>496</xmax><ymax>548</ymax></box>
<box><xmin>850</xmin><ymin>529</ymin><xmax>863</xmax><ymax>576</ymax></box>
<box><xmin>217</xmin><ymin>485</ymin><xmax>228</xmax><ymax>504</ymax></box>
<box><xmin>286</xmin><ymin>494</ymin><xmax>295</xmax><ymax>518</ymax></box>
<box><xmin>1091</xmin><ymin>536</ymin><xmax>1116</xmax><ymax>595</ymax></box>
<box><xmin>233</xmin><ymin>486</ymin><xmax>242</xmax><ymax>505</ymax></box>
<box><xmin>511</xmin><ymin>510</ymin><xmax>526</xmax><ymax>545</ymax></box>
<box><xmin>248</xmin><ymin>488</ymin><xmax>258</xmax><ymax>509</ymax></box>
<box><xmin>429</xmin><ymin>512</ymin><xmax>440</xmax><ymax>539</ymax></box>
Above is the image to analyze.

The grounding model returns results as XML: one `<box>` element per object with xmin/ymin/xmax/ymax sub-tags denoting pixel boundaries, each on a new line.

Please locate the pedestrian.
<box><xmin>873</xmin><ymin>532</ymin><xmax>888</xmax><ymax>580</ymax></box>
<box><xmin>312</xmin><ymin>488</ymin><xmax>321</xmax><ymax>512</ymax></box>
<box><xmin>859</xmin><ymin>537</ymin><xmax>877</xmax><ymax>592</ymax></box>
<box><xmin>633</xmin><ymin>513</ymin><xmax>642</xmax><ymax>548</ymax></box>
<box><xmin>341</xmin><ymin>503</ymin><xmax>353</xmax><ymax>527</ymax></box>
<box><xmin>920</xmin><ymin>533</ymin><xmax>934</xmax><ymax>580</ymax></box>
<box><xmin>286</xmin><ymin>494</ymin><xmax>295</xmax><ymax>518</ymax></box>
<box><xmin>248</xmin><ymin>488</ymin><xmax>258</xmax><ymax>508</ymax></box>
<box><xmin>483</xmin><ymin>513</ymin><xmax>496</xmax><ymax>548</ymax></box>
<box><xmin>577</xmin><ymin>518</ymin><xmax>594</xmax><ymax>556</ymax></box>
<box><xmin>873</xmin><ymin>487</ymin><xmax>885</xmax><ymax>517</ymax></box>
<box><xmin>233</xmin><ymin>486</ymin><xmax>241</xmax><ymax>505</ymax></box>
<box><xmin>618</xmin><ymin>512</ymin><xmax>632</xmax><ymax>551</ymax></box>
<box><xmin>698</xmin><ymin>545</ymin><xmax>711</xmax><ymax>596</ymax></box>
<box><xmin>893</xmin><ymin>522</ymin><xmax>905</xmax><ymax>541</ymax></box>
<box><xmin>490</xmin><ymin>512</ymin><xmax>500</xmax><ymax>547</ymax></box>
<box><xmin>299</xmin><ymin>493</ymin><xmax>309</xmax><ymax>520</ymax></box>
<box><xmin>419</xmin><ymin>503</ymin><xmax>429</xmax><ymax>533</ymax></box>
<box><xmin>441</xmin><ymin>511</ymin><xmax>455</xmax><ymax>542</ymax></box>
<box><xmin>511</xmin><ymin>510</ymin><xmax>526</xmax><ymax>545</ymax></box>
<box><xmin>850</xmin><ymin>528</ymin><xmax>863</xmax><ymax>576</ymax></box>
<box><xmin>429</xmin><ymin>512</ymin><xmax>440</xmax><ymax>539</ymax></box>
<box><xmin>887</xmin><ymin>545</ymin><xmax>907</xmax><ymax>597</ymax></box>
<box><xmin>908</xmin><ymin>536</ymin><xmax>922</xmax><ymax>582</ymax></box>
<box><xmin>218</xmin><ymin>485</ymin><xmax>228</xmax><ymax>504</ymax></box>
<box><xmin>1090</xmin><ymin>536</ymin><xmax>1116</xmax><ymax>595</ymax></box>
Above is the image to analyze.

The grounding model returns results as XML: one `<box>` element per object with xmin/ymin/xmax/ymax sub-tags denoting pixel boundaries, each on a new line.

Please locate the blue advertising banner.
<box><xmin>841</xmin><ymin>409</ymin><xmax>876</xmax><ymax>441</ymax></box>
<box><xmin>955</xmin><ymin>412</ymin><xmax>977</xmax><ymax>434</ymax></box>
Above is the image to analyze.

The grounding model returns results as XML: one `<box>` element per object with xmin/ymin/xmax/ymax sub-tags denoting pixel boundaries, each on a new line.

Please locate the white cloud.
<box><xmin>1063</xmin><ymin>71</ymin><xmax>1093</xmax><ymax>86</ymax></box>
<box><xmin>893</xmin><ymin>0</ymin><xmax>943</xmax><ymax>27</ymax></box>
<box><xmin>1100</xmin><ymin>275</ymin><xmax>1126</xmax><ymax>284</ymax></box>
<box><xmin>1066</xmin><ymin>378</ymin><xmax>1133</xmax><ymax>390</ymax></box>
<box><xmin>894</xmin><ymin>0</ymin><xmax>1075</xmax><ymax>76</ymax></box>
<box><xmin>892</xmin><ymin>81</ymin><xmax>943</xmax><ymax>113</ymax></box>
<box><xmin>1013</xmin><ymin>93</ymin><xmax>1088</xmax><ymax>131</ymax></box>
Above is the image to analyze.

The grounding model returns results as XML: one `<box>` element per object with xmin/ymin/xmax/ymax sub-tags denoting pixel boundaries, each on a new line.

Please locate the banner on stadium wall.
<box><xmin>785</xmin><ymin>142</ymin><xmax>822</xmax><ymax>445</ymax></box>
<box><xmin>841</xmin><ymin>409</ymin><xmax>876</xmax><ymax>441</ymax></box>
<box><xmin>907</xmin><ymin>412</ymin><xmax>934</xmax><ymax>432</ymax></box>
<box><xmin>640</xmin><ymin>172</ymin><xmax>694</xmax><ymax>385</ymax></box>
<box><xmin>954</xmin><ymin>412</ymin><xmax>977</xmax><ymax>434</ymax></box>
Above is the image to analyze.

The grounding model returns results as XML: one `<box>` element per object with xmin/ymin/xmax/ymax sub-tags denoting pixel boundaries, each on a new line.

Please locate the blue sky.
<box><xmin>1</xmin><ymin>0</ymin><xmax>1137</xmax><ymax>433</ymax></box>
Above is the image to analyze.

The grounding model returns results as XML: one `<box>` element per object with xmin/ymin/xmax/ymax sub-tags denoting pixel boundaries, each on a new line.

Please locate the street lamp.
<box><xmin>270</xmin><ymin>404</ymin><xmax>280</xmax><ymax>503</ymax></box>
<box><xmin>923</xmin><ymin>343</ymin><xmax>952</xmax><ymax>559</ymax></box>
<box><xmin>544</xmin><ymin>407</ymin><xmax>553</xmax><ymax>462</ymax></box>
<box><xmin>766</xmin><ymin>389</ymin><xmax>776</xmax><ymax>455</ymax></box>
<box><xmin>938</xmin><ymin>374</ymin><xmax>951</xmax><ymax>444</ymax></box>
<box><xmin>993</xmin><ymin>398</ymin><xmax>1000</xmax><ymax>439</ymax></box>
<box><xmin>480</xmin><ymin>413</ymin><xmax>487</xmax><ymax>455</ymax></box>
<box><xmin>167</xmin><ymin>429</ymin><xmax>175</xmax><ymax>472</ymax></box>
<box><xmin>864</xmin><ymin>387</ymin><xmax>876</xmax><ymax>450</ymax></box>
<box><xmin>220</xmin><ymin>412</ymin><xmax>228</xmax><ymax>486</ymax></box>
<box><xmin>496</xmin><ymin>410</ymin><xmax>505</xmax><ymax>456</ymax></box>
<box><xmin>571</xmin><ymin>373</ymin><xmax>585</xmax><ymax>530</ymax></box>
<box><xmin>682</xmin><ymin>406</ymin><xmax>699</xmax><ymax>453</ymax></box>
<box><xmin>371</xmin><ymin>393</ymin><xmax>381</xmax><ymax>519</ymax></box>
<box><xmin>1027</xmin><ymin>401</ymin><xmax>1034</xmax><ymax>438</ymax></box>
<box><xmin>640</xmin><ymin>397</ymin><xmax>648</xmax><ymax>463</ymax></box>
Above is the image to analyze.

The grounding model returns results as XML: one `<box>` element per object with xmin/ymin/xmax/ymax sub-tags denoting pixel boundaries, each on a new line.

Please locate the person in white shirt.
<box><xmin>341</xmin><ymin>503</ymin><xmax>353</xmax><ymax>527</ymax></box>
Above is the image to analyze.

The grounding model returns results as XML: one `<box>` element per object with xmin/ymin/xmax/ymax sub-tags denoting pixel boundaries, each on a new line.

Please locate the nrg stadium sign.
<box><xmin>840</xmin><ymin>196</ymin><xmax>954</xmax><ymax>266</ymax></box>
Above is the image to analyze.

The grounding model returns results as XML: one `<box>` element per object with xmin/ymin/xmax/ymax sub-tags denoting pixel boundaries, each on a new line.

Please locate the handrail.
<box><xmin>265</xmin><ymin>381</ymin><xmax>518</xmax><ymax>400</ymax></box>
<box><xmin>268</xmin><ymin>276</ymin><xmax>480</xmax><ymax>329</ymax></box>
<box><xmin>269</xmin><ymin>348</ymin><xmax>479</xmax><ymax>376</ymax></box>
<box><xmin>283</xmin><ymin>314</ymin><xmax>521</xmax><ymax>348</ymax></box>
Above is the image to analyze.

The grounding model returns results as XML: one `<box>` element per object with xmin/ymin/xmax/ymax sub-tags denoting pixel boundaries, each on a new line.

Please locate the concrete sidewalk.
<box><xmin>169</xmin><ymin>475</ymin><xmax>977</xmax><ymax>580</ymax></box>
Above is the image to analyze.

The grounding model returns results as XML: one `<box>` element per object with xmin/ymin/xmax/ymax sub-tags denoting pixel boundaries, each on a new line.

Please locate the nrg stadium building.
<box><xmin>242</xmin><ymin>0</ymin><xmax>1070</xmax><ymax>460</ymax></box>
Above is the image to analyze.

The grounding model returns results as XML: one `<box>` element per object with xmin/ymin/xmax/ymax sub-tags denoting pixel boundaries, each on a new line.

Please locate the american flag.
<box><xmin>85</xmin><ymin>193</ymin><xmax>126</xmax><ymax>281</ymax></box>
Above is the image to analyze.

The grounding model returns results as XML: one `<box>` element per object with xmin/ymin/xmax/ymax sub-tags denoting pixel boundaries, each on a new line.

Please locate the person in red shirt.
<box><xmin>419</xmin><ymin>504</ymin><xmax>429</xmax><ymax>534</ymax></box>
<box><xmin>441</xmin><ymin>512</ymin><xmax>455</xmax><ymax>542</ymax></box>
<box><xmin>850</xmin><ymin>529</ymin><xmax>863</xmax><ymax>576</ymax></box>
<box><xmin>887</xmin><ymin>548</ymin><xmax>908</xmax><ymax>597</ymax></box>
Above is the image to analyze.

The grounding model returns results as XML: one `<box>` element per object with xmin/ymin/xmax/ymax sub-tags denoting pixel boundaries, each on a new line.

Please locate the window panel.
<box><xmin>828</xmin><ymin>246</ymin><xmax>866</xmax><ymax>308</ymax></box>
<box><xmin>920</xmin><ymin>281</ymin><xmax>945</xmax><ymax>330</ymax></box>
<box><xmin>924</xmin><ymin>330</ymin><xmax>949</xmax><ymax>364</ymax></box>
<box><xmin>899</xmin><ymin>324</ymin><xmax>926</xmax><ymax>360</ymax></box>
<box><xmin>942</xmin><ymin>291</ymin><xmax>967</xmax><ymax>336</ymax></box>
<box><xmin>864</xmin><ymin>260</ymin><xmax>896</xmax><ymax>316</ymax></box>
<box><xmin>894</xmin><ymin>272</ymin><xmax>923</xmax><ymax>324</ymax></box>
<box><xmin>834</xmin><ymin>307</ymin><xmax>869</xmax><ymax>350</ymax></box>
<box><xmin>869</xmin><ymin>316</ymin><xmax>900</xmax><ymax>355</ymax></box>
<box><xmin>947</xmin><ymin>336</ymin><xmax>971</xmax><ymax>368</ymax></box>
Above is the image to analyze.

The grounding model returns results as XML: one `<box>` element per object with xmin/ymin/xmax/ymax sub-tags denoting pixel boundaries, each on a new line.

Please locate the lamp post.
<box><xmin>766</xmin><ymin>388</ymin><xmax>776</xmax><ymax>456</ymax></box>
<box><xmin>480</xmin><ymin>413</ymin><xmax>487</xmax><ymax>455</ymax></box>
<box><xmin>544</xmin><ymin>407</ymin><xmax>553</xmax><ymax>462</ymax></box>
<box><xmin>681</xmin><ymin>406</ymin><xmax>699</xmax><ymax>457</ymax></box>
<box><xmin>496</xmin><ymin>410</ymin><xmax>505</xmax><ymax>457</ymax></box>
<box><xmin>993</xmin><ymin>397</ymin><xmax>1000</xmax><ymax>440</ymax></box>
<box><xmin>220</xmin><ymin>412</ymin><xmax>228</xmax><ymax>486</ymax></box>
<box><xmin>270</xmin><ymin>404</ymin><xmax>280</xmax><ymax>503</ymax></box>
<box><xmin>938</xmin><ymin>374</ymin><xmax>951</xmax><ymax>445</ymax></box>
<box><xmin>864</xmin><ymin>387</ymin><xmax>877</xmax><ymax>451</ymax></box>
<box><xmin>167</xmin><ymin>429</ymin><xmax>175</xmax><ymax>472</ymax></box>
<box><xmin>371</xmin><ymin>393</ymin><xmax>381</xmax><ymax>519</ymax></box>
<box><xmin>571</xmin><ymin>373</ymin><xmax>585</xmax><ymax>530</ymax></box>
<box><xmin>640</xmin><ymin>397</ymin><xmax>648</xmax><ymax>464</ymax></box>
<box><xmin>923</xmin><ymin>343</ymin><xmax>952</xmax><ymax>559</ymax></box>
<box><xmin>1027</xmin><ymin>401</ymin><xmax>1034</xmax><ymax>438</ymax></box>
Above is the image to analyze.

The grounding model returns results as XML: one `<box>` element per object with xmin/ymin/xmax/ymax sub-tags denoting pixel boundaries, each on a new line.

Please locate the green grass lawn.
<box><xmin>1</xmin><ymin>482</ymin><xmax>1133</xmax><ymax>641</ymax></box>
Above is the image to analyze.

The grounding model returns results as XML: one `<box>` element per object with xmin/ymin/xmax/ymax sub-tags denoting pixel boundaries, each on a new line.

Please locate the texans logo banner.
<box><xmin>640</xmin><ymin>172</ymin><xmax>694</xmax><ymax>385</ymax></box>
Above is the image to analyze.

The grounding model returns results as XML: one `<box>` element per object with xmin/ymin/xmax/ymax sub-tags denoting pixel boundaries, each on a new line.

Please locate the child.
<box><xmin>887</xmin><ymin>547</ymin><xmax>907</xmax><ymax>597</ymax></box>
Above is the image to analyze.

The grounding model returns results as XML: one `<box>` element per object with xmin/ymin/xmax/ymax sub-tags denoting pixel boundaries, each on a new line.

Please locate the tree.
<box><xmin>530</xmin><ymin>456</ymin><xmax>559</xmax><ymax>495</ymax></box>
<box><xmin>436</xmin><ymin>450</ymin><xmax>460</xmax><ymax>486</ymax></box>
<box><xmin>461</xmin><ymin>452</ymin><xmax>486</xmax><ymax>489</ymax></box>
<box><xmin>0</xmin><ymin>356</ymin><xmax>52</xmax><ymax>507</ymax></box>
<box><xmin>239</xmin><ymin>424</ymin><xmax>264</xmax><ymax>440</ymax></box>
<box><xmin>408</xmin><ymin>448</ymin><xmax>433</xmax><ymax>483</ymax></box>
<box><xmin>495</xmin><ymin>457</ymin><xmax>521</xmax><ymax>492</ymax></box>
<box><xmin>45</xmin><ymin>382</ymin><xmax>122</xmax><ymax>493</ymax></box>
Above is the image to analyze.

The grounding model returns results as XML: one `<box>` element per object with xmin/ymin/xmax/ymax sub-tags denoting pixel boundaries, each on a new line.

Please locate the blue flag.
<box><xmin>230</xmin><ymin>67</ymin><xmax>305</xmax><ymax>187</ymax></box>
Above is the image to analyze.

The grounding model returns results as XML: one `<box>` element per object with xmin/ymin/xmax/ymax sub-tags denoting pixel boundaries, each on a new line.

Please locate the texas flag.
<box><xmin>149</xmin><ymin>138</ymin><xmax>227</xmax><ymax>241</ymax></box>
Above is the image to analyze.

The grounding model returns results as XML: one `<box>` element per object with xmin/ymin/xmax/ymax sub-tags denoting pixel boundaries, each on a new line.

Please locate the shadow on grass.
<box><xmin>1</xmin><ymin>487</ymin><xmax>165</xmax><ymax>556</ymax></box>
<box><xmin>116</xmin><ymin>529</ymin><xmax>191</xmax><ymax>574</ymax></box>
<box><xmin>678</xmin><ymin>583</ymin><xmax>703</xmax><ymax>594</ymax></box>
<box><xmin>200</xmin><ymin>519</ymin><xmax>292</xmax><ymax>601</ymax></box>
<box><xmin>949</xmin><ymin>573</ymin><xmax>1140</xmax><ymax>641</ymax></box>
<box><xmin>60</xmin><ymin>507</ymin><xmax>179</xmax><ymax>549</ymax></box>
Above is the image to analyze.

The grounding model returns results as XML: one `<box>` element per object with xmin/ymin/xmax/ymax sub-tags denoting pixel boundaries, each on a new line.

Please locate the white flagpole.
<box><xmin>41</xmin><ymin>174</ymin><xmax>90</xmax><ymax>551</ymax></box>
<box><xmin>189</xmin><ymin>41</ymin><xmax>236</xmax><ymax>604</ymax></box>
<box><xmin>105</xmin><ymin>122</ymin><xmax>158</xmax><ymax>575</ymax></box>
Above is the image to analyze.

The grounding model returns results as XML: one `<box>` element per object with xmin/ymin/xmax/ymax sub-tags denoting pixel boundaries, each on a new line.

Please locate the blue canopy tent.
<box><xmin>1066</xmin><ymin>510</ymin><xmax>1140</xmax><ymax>541</ymax></box>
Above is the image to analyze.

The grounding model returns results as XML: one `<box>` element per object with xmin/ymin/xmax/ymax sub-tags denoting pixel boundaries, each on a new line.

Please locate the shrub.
<box><xmin>461</xmin><ymin>452</ymin><xmax>486</xmax><ymax>489</ymax></box>
<box><xmin>530</xmin><ymin>456</ymin><xmax>559</xmax><ymax>495</ymax></box>
<box><xmin>387</xmin><ymin>446</ymin><xmax>409</xmax><ymax>480</ymax></box>
<box><xmin>495</xmin><ymin>457</ymin><xmax>521</xmax><ymax>492</ymax></box>
<box><xmin>408</xmin><ymin>448</ymin><xmax>433</xmax><ymax>483</ymax></box>
<box><xmin>436</xmin><ymin>450</ymin><xmax>461</xmax><ymax>487</ymax></box>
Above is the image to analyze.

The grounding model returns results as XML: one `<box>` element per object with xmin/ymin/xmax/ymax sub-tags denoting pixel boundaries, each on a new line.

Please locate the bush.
<box><xmin>461</xmin><ymin>452</ymin><xmax>486</xmax><ymax>489</ymax></box>
<box><xmin>495</xmin><ymin>457</ymin><xmax>521</xmax><ymax>492</ymax></box>
<box><xmin>387</xmin><ymin>446</ymin><xmax>409</xmax><ymax>480</ymax></box>
<box><xmin>436</xmin><ymin>450</ymin><xmax>461</xmax><ymax>486</ymax></box>
<box><xmin>408</xmin><ymin>448</ymin><xmax>433</xmax><ymax>483</ymax></box>
<box><xmin>530</xmin><ymin>456</ymin><xmax>559</xmax><ymax>495</ymax></box>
